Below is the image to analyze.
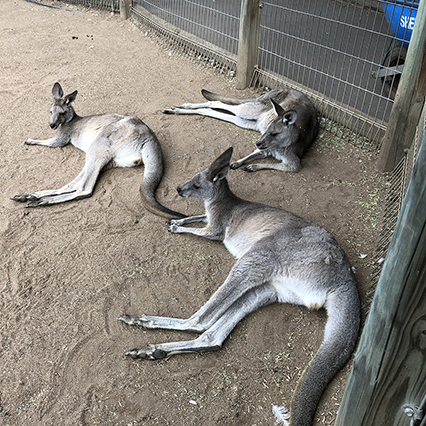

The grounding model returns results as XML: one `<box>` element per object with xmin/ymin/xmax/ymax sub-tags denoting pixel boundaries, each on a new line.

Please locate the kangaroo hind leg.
<box><xmin>165</xmin><ymin>106</ymin><xmax>260</xmax><ymax>131</ymax></box>
<box><xmin>121</xmin><ymin>284</ymin><xmax>277</xmax><ymax>360</ymax></box>
<box><xmin>13</xmin><ymin>142</ymin><xmax>113</xmax><ymax>206</ymax></box>
<box><xmin>120</xmin><ymin>251</ymin><xmax>278</xmax><ymax>359</ymax></box>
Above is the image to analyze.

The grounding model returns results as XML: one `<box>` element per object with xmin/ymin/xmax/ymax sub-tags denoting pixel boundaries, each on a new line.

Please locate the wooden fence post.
<box><xmin>335</xmin><ymin>132</ymin><xmax>426</xmax><ymax>425</ymax></box>
<box><xmin>120</xmin><ymin>0</ymin><xmax>131</xmax><ymax>20</ymax></box>
<box><xmin>377</xmin><ymin>0</ymin><xmax>426</xmax><ymax>172</ymax></box>
<box><xmin>236</xmin><ymin>0</ymin><xmax>262</xmax><ymax>90</ymax></box>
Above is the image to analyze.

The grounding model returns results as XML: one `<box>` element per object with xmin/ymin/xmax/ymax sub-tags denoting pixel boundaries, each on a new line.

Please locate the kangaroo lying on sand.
<box><xmin>163</xmin><ymin>88</ymin><xmax>319</xmax><ymax>173</ymax></box>
<box><xmin>118</xmin><ymin>148</ymin><xmax>360</xmax><ymax>425</ymax></box>
<box><xmin>12</xmin><ymin>82</ymin><xmax>185</xmax><ymax>219</ymax></box>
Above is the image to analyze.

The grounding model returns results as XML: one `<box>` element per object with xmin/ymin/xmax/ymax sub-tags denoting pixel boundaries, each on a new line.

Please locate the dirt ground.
<box><xmin>0</xmin><ymin>1</ymin><xmax>387</xmax><ymax>425</ymax></box>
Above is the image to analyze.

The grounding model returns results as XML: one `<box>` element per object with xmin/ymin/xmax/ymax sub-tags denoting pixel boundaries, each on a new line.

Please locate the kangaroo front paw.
<box><xmin>168</xmin><ymin>223</ymin><xmax>180</xmax><ymax>233</ymax></box>
<box><xmin>167</xmin><ymin>217</ymin><xmax>185</xmax><ymax>226</ymax></box>
<box><xmin>242</xmin><ymin>165</ymin><xmax>258</xmax><ymax>173</ymax></box>
<box><xmin>125</xmin><ymin>346</ymin><xmax>168</xmax><ymax>360</ymax></box>
<box><xmin>230</xmin><ymin>161</ymin><xmax>242</xmax><ymax>170</ymax></box>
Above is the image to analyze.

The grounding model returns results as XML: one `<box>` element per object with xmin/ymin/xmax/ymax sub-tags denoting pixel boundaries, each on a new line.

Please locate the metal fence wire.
<box><xmin>131</xmin><ymin>0</ymin><xmax>239</xmax><ymax>76</ymax></box>
<box><xmin>373</xmin><ymin>98</ymin><xmax>425</xmax><ymax>281</ymax></box>
<box><xmin>62</xmin><ymin>0</ymin><xmax>119</xmax><ymax>11</ymax></box>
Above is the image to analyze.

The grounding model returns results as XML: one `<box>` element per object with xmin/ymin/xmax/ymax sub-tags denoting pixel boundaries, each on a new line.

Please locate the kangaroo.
<box><xmin>11</xmin><ymin>82</ymin><xmax>185</xmax><ymax>219</ymax></box>
<box><xmin>118</xmin><ymin>147</ymin><xmax>360</xmax><ymax>426</ymax></box>
<box><xmin>163</xmin><ymin>88</ymin><xmax>319</xmax><ymax>173</ymax></box>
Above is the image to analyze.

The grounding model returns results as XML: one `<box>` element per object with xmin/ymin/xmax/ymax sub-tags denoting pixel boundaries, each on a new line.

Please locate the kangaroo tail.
<box><xmin>140</xmin><ymin>138</ymin><xmax>186</xmax><ymax>220</ymax></box>
<box><xmin>274</xmin><ymin>281</ymin><xmax>360</xmax><ymax>426</ymax></box>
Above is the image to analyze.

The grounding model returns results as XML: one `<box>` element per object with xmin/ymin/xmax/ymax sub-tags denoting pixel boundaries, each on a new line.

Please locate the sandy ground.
<box><xmin>0</xmin><ymin>1</ymin><xmax>386</xmax><ymax>425</ymax></box>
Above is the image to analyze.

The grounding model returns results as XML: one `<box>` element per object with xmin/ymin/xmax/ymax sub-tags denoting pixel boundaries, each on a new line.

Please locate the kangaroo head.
<box><xmin>49</xmin><ymin>82</ymin><xmax>78</xmax><ymax>130</ymax></box>
<box><xmin>177</xmin><ymin>148</ymin><xmax>233</xmax><ymax>201</ymax></box>
<box><xmin>256</xmin><ymin>99</ymin><xmax>299</xmax><ymax>151</ymax></box>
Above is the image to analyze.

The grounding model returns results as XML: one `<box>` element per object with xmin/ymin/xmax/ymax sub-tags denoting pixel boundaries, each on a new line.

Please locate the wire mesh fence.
<box><xmin>135</xmin><ymin>0</ymin><xmax>239</xmax><ymax>56</ymax></box>
<box><xmin>131</xmin><ymin>0</ymin><xmax>239</xmax><ymax>76</ymax></box>
<box><xmin>372</xmin><ymin>97</ymin><xmax>425</xmax><ymax>280</ymax></box>
<box><xmin>60</xmin><ymin>0</ymin><xmax>119</xmax><ymax>11</ymax></box>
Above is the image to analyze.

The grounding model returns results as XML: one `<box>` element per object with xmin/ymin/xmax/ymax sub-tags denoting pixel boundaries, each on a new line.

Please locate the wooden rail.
<box><xmin>236</xmin><ymin>0</ymin><xmax>262</xmax><ymax>89</ymax></box>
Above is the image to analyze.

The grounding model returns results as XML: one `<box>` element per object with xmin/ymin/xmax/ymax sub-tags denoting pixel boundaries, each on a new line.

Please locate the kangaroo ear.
<box><xmin>283</xmin><ymin>110</ymin><xmax>297</xmax><ymax>125</ymax></box>
<box><xmin>207</xmin><ymin>147</ymin><xmax>233</xmax><ymax>182</ymax></box>
<box><xmin>271</xmin><ymin>98</ymin><xmax>285</xmax><ymax>117</ymax></box>
<box><xmin>52</xmin><ymin>82</ymin><xmax>64</xmax><ymax>100</ymax></box>
<box><xmin>64</xmin><ymin>90</ymin><xmax>78</xmax><ymax>105</ymax></box>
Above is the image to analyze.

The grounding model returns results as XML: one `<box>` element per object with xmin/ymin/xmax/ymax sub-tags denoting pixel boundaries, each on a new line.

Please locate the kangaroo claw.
<box><xmin>242</xmin><ymin>165</ymin><xmax>257</xmax><ymax>173</ymax></box>
<box><xmin>161</xmin><ymin>108</ymin><xmax>175</xmax><ymax>114</ymax></box>
<box><xmin>117</xmin><ymin>314</ymin><xmax>150</xmax><ymax>327</ymax></box>
<box><xmin>124</xmin><ymin>347</ymin><xmax>168</xmax><ymax>360</ymax></box>
<box><xmin>11</xmin><ymin>194</ymin><xmax>39</xmax><ymax>202</ymax></box>
<box><xmin>168</xmin><ymin>224</ymin><xmax>179</xmax><ymax>233</ymax></box>
<box><xmin>11</xmin><ymin>195</ymin><xmax>27</xmax><ymax>202</ymax></box>
<box><xmin>229</xmin><ymin>162</ymin><xmax>242</xmax><ymax>170</ymax></box>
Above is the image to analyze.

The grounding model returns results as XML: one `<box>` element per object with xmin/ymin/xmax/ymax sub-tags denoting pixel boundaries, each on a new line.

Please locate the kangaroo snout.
<box><xmin>176</xmin><ymin>182</ymin><xmax>193</xmax><ymax>198</ymax></box>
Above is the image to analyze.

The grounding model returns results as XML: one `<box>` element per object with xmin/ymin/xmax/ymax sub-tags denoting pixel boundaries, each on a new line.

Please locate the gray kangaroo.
<box><xmin>163</xmin><ymin>88</ymin><xmax>319</xmax><ymax>173</ymax></box>
<box><xmin>118</xmin><ymin>148</ymin><xmax>360</xmax><ymax>426</ymax></box>
<box><xmin>12</xmin><ymin>82</ymin><xmax>185</xmax><ymax>219</ymax></box>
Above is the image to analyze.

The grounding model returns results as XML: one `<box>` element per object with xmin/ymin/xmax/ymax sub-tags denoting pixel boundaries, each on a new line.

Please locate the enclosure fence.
<box><xmin>56</xmin><ymin>0</ymin><xmax>423</xmax><ymax>274</ymax></box>
<box><xmin>129</xmin><ymin>0</ymin><xmax>420</xmax><ymax>149</ymax></box>
<box><xmin>60</xmin><ymin>0</ymin><xmax>120</xmax><ymax>11</ymax></box>
<box><xmin>57</xmin><ymin>0</ymin><xmax>419</xmax><ymax>149</ymax></box>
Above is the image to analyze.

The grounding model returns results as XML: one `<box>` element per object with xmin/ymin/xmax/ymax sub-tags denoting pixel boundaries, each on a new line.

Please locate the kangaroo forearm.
<box><xmin>169</xmin><ymin>224</ymin><xmax>222</xmax><ymax>240</ymax></box>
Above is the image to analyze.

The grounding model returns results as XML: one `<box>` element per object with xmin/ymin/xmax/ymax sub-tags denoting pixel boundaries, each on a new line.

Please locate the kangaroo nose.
<box><xmin>50</xmin><ymin>123</ymin><xmax>57</xmax><ymax>129</ymax></box>
<box><xmin>177</xmin><ymin>186</ymin><xmax>183</xmax><ymax>197</ymax></box>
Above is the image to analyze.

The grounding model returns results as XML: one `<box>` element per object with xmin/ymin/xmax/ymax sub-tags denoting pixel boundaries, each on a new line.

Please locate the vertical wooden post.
<box><xmin>236</xmin><ymin>0</ymin><xmax>262</xmax><ymax>90</ymax></box>
<box><xmin>377</xmin><ymin>0</ymin><xmax>426</xmax><ymax>172</ymax></box>
<box><xmin>335</xmin><ymin>132</ymin><xmax>426</xmax><ymax>425</ymax></box>
<box><xmin>120</xmin><ymin>0</ymin><xmax>131</xmax><ymax>20</ymax></box>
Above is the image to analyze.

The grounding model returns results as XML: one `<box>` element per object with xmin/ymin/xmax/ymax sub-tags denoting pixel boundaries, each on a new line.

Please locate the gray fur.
<box><xmin>163</xmin><ymin>88</ymin><xmax>319</xmax><ymax>173</ymax></box>
<box><xmin>118</xmin><ymin>148</ymin><xmax>360</xmax><ymax>426</ymax></box>
<box><xmin>12</xmin><ymin>82</ymin><xmax>185</xmax><ymax>219</ymax></box>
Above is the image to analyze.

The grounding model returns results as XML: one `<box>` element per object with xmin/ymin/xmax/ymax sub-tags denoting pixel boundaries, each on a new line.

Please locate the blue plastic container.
<box><xmin>381</xmin><ymin>0</ymin><xmax>419</xmax><ymax>46</ymax></box>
